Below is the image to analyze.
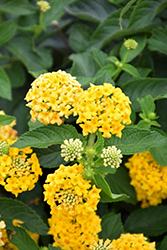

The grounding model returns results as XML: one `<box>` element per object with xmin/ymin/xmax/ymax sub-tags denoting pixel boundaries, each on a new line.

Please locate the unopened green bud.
<box><xmin>37</xmin><ymin>1</ymin><xmax>51</xmax><ymax>13</ymax></box>
<box><xmin>85</xmin><ymin>147</ymin><xmax>96</xmax><ymax>158</ymax></box>
<box><xmin>148</xmin><ymin>112</ymin><xmax>156</xmax><ymax>120</ymax></box>
<box><xmin>124</xmin><ymin>39</ymin><xmax>138</xmax><ymax>50</ymax></box>
<box><xmin>82</xmin><ymin>167</ymin><xmax>94</xmax><ymax>180</ymax></box>
<box><xmin>115</xmin><ymin>61</ymin><xmax>123</xmax><ymax>68</ymax></box>
<box><xmin>0</xmin><ymin>141</ymin><xmax>9</xmax><ymax>156</ymax></box>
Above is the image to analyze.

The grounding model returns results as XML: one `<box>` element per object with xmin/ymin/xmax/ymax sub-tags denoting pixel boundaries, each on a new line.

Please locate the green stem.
<box><xmin>122</xmin><ymin>50</ymin><xmax>130</xmax><ymax>64</ymax></box>
<box><xmin>113</xmin><ymin>50</ymin><xmax>130</xmax><ymax>82</ymax></box>
<box><xmin>87</xmin><ymin>133</ymin><xmax>96</xmax><ymax>147</ymax></box>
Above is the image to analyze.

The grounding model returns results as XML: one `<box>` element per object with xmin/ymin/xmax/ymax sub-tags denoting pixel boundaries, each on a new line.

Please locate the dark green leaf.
<box><xmin>6</xmin><ymin>63</ymin><xmax>26</xmax><ymax>88</ymax></box>
<box><xmin>148</xmin><ymin>27</ymin><xmax>167</xmax><ymax>55</ymax></box>
<box><xmin>0</xmin><ymin>67</ymin><xmax>12</xmax><ymax>100</ymax></box>
<box><xmin>124</xmin><ymin>206</ymin><xmax>167</xmax><ymax>236</ymax></box>
<box><xmin>99</xmin><ymin>212</ymin><xmax>124</xmax><ymax>240</ymax></box>
<box><xmin>48</xmin><ymin>244</ymin><xmax>62</xmax><ymax>250</ymax></box>
<box><xmin>127</xmin><ymin>0</ymin><xmax>167</xmax><ymax>30</ymax></box>
<box><xmin>0</xmin><ymin>20</ymin><xmax>16</xmax><ymax>46</ymax></box>
<box><xmin>29</xmin><ymin>70</ymin><xmax>47</xmax><ymax>79</ymax></box>
<box><xmin>104</xmin><ymin>126</ymin><xmax>167</xmax><ymax>155</ymax></box>
<box><xmin>122</xmin><ymin>64</ymin><xmax>140</xmax><ymax>77</ymax></box>
<box><xmin>150</xmin><ymin>146</ymin><xmax>167</xmax><ymax>166</ymax></box>
<box><xmin>11</xmin><ymin>227</ymin><xmax>40</xmax><ymax>250</ymax></box>
<box><xmin>66</xmin><ymin>0</ymin><xmax>116</xmax><ymax>23</ymax></box>
<box><xmin>93</xmin><ymin>131</ymin><xmax>104</xmax><ymax>155</ymax></box>
<box><xmin>11</xmin><ymin>124</ymin><xmax>83</xmax><ymax>149</ymax></box>
<box><xmin>100</xmin><ymin>190</ymin><xmax>129</xmax><ymax>203</ymax></box>
<box><xmin>96</xmin><ymin>164</ymin><xmax>117</xmax><ymax>174</ymax></box>
<box><xmin>28</xmin><ymin>119</ymin><xmax>44</xmax><ymax>131</ymax></box>
<box><xmin>119</xmin><ymin>0</ymin><xmax>137</xmax><ymax>29</ymax></box>
<box><xmin>0</xmin><ymin>198</ymin><xmax>48</xmax><ymax>235</ymax></box>
<box><xmin>158</xmin><ymin>235</ymin><xmax>167</xmax><ymax>250</ymax></box>
<box><xmin>0</xmin><ymin>0</ymin><xmax>35</xmax><ymax>15</ymax></box>
<box><xmin>0</xmin><ymin>114</ymin><xmax>15</xmax><ymax>125</ymax></box>
<box><xmin>106</xmin><ymin>166</ymin><xmax>137</xmax><ymax>204</ymax></box>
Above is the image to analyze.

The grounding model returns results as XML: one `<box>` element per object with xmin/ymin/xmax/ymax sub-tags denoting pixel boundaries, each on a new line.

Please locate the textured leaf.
<box><xmin>119</xmin><ymin>0</ymin><xmax>137</xmax><ymax>29</ymax></box>
<box><xmin>11</xmin><ymin>124</ymin><xmax>83</xmax><ymax>149</ymax></box>
<box><xmin>104</xmin><ymin>127</ymin><xmax>167</xmax><ymax>155</ymax></box>
<box><xmin>6</xmin><ymin>63</ymin><xmax>26</xmax><ymax>88</ymax></box>
<box><xmin>0</xmin><ymin>20</ymin><xmax>16</xmax><ymax>46</ymax></box>
<box><xmin>158</xmin><ymin>235</ymin><xmax>167</xmax><ymax>250</ymax></box>
<box><xmin>127</xmin><ymin>0</ymin><xmax>167</xmax><ymax>30</ymax></box>
<box><xmin>0</xmin><ymin>198</ymin><xmax>48</xmax><ymax>235</ymax></box>
<box><xmin>66</xmin><ymin>0</ymin><xmax>116</xmax><ymax>23</ymax></box>
<box><xmin>150</xmin><ymin>146</ymin><xmax>167</xmax><ymax>166</ymax></box>
<box><xmin>124</xmin><ymin>206</ymin><xmax>167</xmax><ymax>236</ymax></box>
<box><xmin>93</xmin><ymin>131</ymin><xmax>104</xmax><ymax>155</ymax></box>
<box><xmin>120</xmin><ymin>34</ymin><xmax>147</xmax><ymax>63</ymax></box>
<box><xmin>106</xmin><ymin>166</ymin><xmax>137</xmax><ymax>204</ymax></box>
<box><xmin>99</xmin><ymin>212</ymin><xmax>124</xmax><ymax>240</ymax></box>
<box><xmin>0</xmin><ymin>0</ymin><xmax>35</xmax><ymax>15</ymax></box>
<box><xmin>137</xmin><ymin>94</ymin><xmax>155</xmax><ymax>116</ymax></box>
<box><xmin>0</xmin><ymin>114</ymin><xmax>15</xmax><ymax>125</ymax></box>
<box><xmin>122</xmin><ymin>78</ymin><xmax>167</xmax><ymax>111</ymax></box>
<box><xmin>48</xmin><ymin>244</ymin><xmax>62</xmax><ymax>250</ymax></box>
<box><xmin>35</xmin><ymin>145</ymin><xmax>66</xmax><ymax>168</ymax></box>
<box><xmin>148</xmin><ymin>27</ymin><xmax>167</xmax><ymax>55</ymax></box>
<box><xmin>0</xmin><ymin>67</ymin><xmax>12</xmax><ymax>100</ymax></box>
<box><xmin>122</xmin><ymin>64</ymin><xmax>140</xmax><ymax>77</ymax></box>
<box><xmin>29</xmin><ymin>70</ymin><xmax>47</xmax><ymax>78</ymax></box>
<box><xmin>11</xmin><ymin>227</ymin><xmax>40</xmax><ymax>250</ymax></box>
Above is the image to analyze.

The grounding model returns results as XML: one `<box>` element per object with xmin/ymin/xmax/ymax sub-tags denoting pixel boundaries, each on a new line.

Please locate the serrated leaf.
<box><xmin>11</xmin><ymin>124</ymin><xmax>83</xmax><ymax>149</ymax></box>
<box><xmin>120</xmin><ymin>34</ymin><xmax>147</xmax><ymax>63</ymax></box>
<box><xmin>0</xmin><ymin>198</ymin><xmax>48</xmax><ymax>235</ymax></box>
<box><xmin>107</xmin><ymin>56</ymin><xmax>119</xmax><ymax>64</ymax></box>
<box><xmin>29</xmin><ymin>70</ymin><xmax>47</xmax><ymax>78</ymax></box>
<box><xmin>106</xmin><ymin>166</ymin><xmax>137</xmax><ymax>204</ymax></box>
<box><xmin>66</xmin><ymin>0</ymin><xmax>116</xmax><ymax>23</ymax></box>
<box><xmin>99</xmin><ymin>212</ymin><xmax>124</xmax><ymax>240</ymax></box>
<box><xmin>122</xmin><ymin>78</ymin><xmax>167</xmax><ymax>111</ymax></box>
<box><xmin>93</xmin><ymin>131</ymin><xmax>104</xmax><ymax>155</ymax></box>
<box><xmin>0</xmin><ymin>114</ymin><xmax>15</xmax><ymax>125</ymax></box>
<box><xmin>150</xmin><ymin>146</ymin><xmax>167</xmax><ymax>166</ymax></box>
<box><xmin>104</xmin><ymin>127</ymin><xmax>167</xmax><ymax>155</ymax></box>
<box><xmin>148</xmin><ymin>27</ymin><xmax>167</xmax><ymax>55</ymax></box>
<box><xmin>0</xmin><ymin>20</ymin><xmax>16</xmax><ymax>46</ymax></box>
<box><xmin>127</xmin><ymin>0</ymin><xmax>167</xmax><ymax>30</ymax></box>
<box><xmin>11</xmin><ymin>227</ymin><xmax>40</xmax><ymax>250</ymax></box>
<box><xmin>28</xmin><ymin>119</ymin><xmax>44</xmax><ymax>131</ymax></box>
<box><xmin>124</xmin><ymin>206</ymin><xmax>167</xmax><ymax>236</ymax></box>
<box><xmin>137</xmin><ymin>94</ymin><xmax>155</xmax><ymax>116</ymax></box>
<box><xmin>136</xmin><ymin>120</ymin><xmax>151</xmax><ymax>129</ymax></box>
<box><xmin>119</xmin><ymin>0</ymin><xmax>137</xmax><ymax>29</ymax></box>
<box><xmin>158</xmin><ymin>235</ymin><xmax>167</xmax><ymax>250</ymax></box>
<box><xmin>48</xmin><ymin>244</ymin><xmax>62</xmax><ymax>250</ymax></box>
<box><xmin>35</xmin><ymin>145</ymin><xmax>66</xmax><ymax>168</ymax></box>
<box><xmin>122</xmin><ymin>64</ymin><xmax>140</xmax><ymax>77</ymax></box>
<box><xmin>100</xmin><ymin>190</ymin><xmax>129</xmax><ymax>203</ymax></box>
<box><xmin>0</xmin><ymin>67</ymin><xmax>12</xmax><ymax>100</ymax></box>
<box><xmin>0</xmin><ymin>0</ymin><xmax>35</xmax><ymax>15</ymax></box>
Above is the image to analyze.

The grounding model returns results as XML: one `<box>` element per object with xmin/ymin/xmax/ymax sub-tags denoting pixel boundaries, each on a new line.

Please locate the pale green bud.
<box><xmin>61</xmin><ymin>138</ymin><xmax>84</xmax><ymax>162</ymax></box>
<box><xmin>124</xmin><ymin>39</ymin><xmax>138</xmax><ymax>50</ymax></box>
<box><xmin>101</xmin><ymin>146</ymin><xmax>122</xmax><ymax>168</ymax></box>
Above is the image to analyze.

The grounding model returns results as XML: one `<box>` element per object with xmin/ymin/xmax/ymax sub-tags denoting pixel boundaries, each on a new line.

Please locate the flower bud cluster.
<box><xmin>61</xmin><ymin>138</ymin><xmax>84</xmax><ymax>162</ymax></box>
<box><xmin>37</xmin><ymin>1</ymin><xmax>51</xmax><ymax>12</ymax></box>
<box><xmin>124</xmin><ymin>39</ymin><xmax>138</xmax><ymax>50</ymax></box>
<box><xmin>101</xmin><ymin>146</ymin><xmax>122</xmax><ymax>168</ymax></box>
<box><xmin>90</xmin><ymin>239</ymin><xmax>112</xmax><ymax>250</ymax></box>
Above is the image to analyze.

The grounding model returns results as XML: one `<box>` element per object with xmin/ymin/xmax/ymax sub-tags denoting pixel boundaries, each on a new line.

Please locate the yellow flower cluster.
<box><xmin>90</xmin><ymin>239</ymin><xmax>112</xmax><ymax>250</ymax></box>
<box><xmin>125</xmin><ymin>151</ymin><xmax>167</xmax><ymax>208</ymax></box>
<box><xmin>44</xmin><ymin>163</ymin><xmax>102</xmax><ymax>249</ymax></box>
<box><xmin>110</xmin><ymin>233</ymin><xmax>156</xmax><ymax>249</ymax></box>
<box><xmin>37</xmin><ymin>1</ymin><xmax>51</xmax><ymax>12</ymax></box>
<box><xmin>73</xmin><ymin>83</ymin><xmax>131</xmax><ymax>138</ymax></box>
<box><xmin>0</xmin><ymin>111</ymin><xmax>18</xmax><ymax>142</ymax></box>
<box><xmin>25</xmin><ymin>70</ymin><xmax>83</xmax><ymax>125</ymax></box>
<box><xmin>0</xmin><ymin>142</ymin><xmax>42</xmax><ymax>197</ymax></box>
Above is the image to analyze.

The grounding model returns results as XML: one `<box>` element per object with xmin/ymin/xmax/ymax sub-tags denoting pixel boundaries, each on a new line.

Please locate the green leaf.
<box><xmin>0</xmin><ymin>114</ymin><xmax>15</xmax><ymax>125</ymax></box>
<box><xmin>106</xmin><ymin>166</ymin><xmax>137</xmax><ymax>204</ymax></box>
<box><xmin>120</xmin><ymin>34</ymin><xmax>147</xmax><ymax>63</ymax></box>
<box><xmin>107</xmin><ymin>56</ymin><xmax>119</xmax><ymax>64</ymax></box>
<box><xmin>122</xmin><ymin>64</ymin><xmax>140</xmax><ymax>77</ymax></box>
<box><xmin>122</xmin><ymin>78</ymin><xmax>167</xmax><ymax>111</ymax></box>
<box><xmin>6</xmin><ymin>63</ymin><xmax>26</xmax><ymax>88</ymax></box>
<box><xmin>0</xmin><ymin>67</ymin><xmax>12</xmax><ymax>100</ymax></box>
<box><xmin>100</xmin><ymin>190</ymin><xmax>129</xmax><ymax>203</ymax></box>
<box><xmin>11</xmin><ymin>227</ymin><xmax>40</xmax><ymax>250</ymax></box>
<box><xmin>158</xmin><ymin>235</ymin><xmax>167</xmax><ymax>250</ymax></box>
<box><xmin>48</xmin><ymin>244</ymin><xmax>62</xmax><ymax>250</ymax></box>
<box><xmin>0</xmin><ymin>0</ymin><xmax>35</xmax><ymax>15</ymax></box>
<box><xmin>137</xmin><ymin>94</ymin><xmax>155</xmax><ymax>116</ymax></box>
<box><xmin>93</xmin><ymin>131</ymin><xmax>104</xmax><ymax>155</ymax></box>
<box><xmin>65</xmin><ymin>0</ymin><xmax>116</xmax><ymax>23</ymax></box>
<box><xmin>28</xmin><ymin>119</ymin><xmax>44</xmax><ymax>131</ymax></box>
<box><xmin>150</xmin><ymin>146</ymin><xmax>167</xmax><ymax>166</ymax></box>
<box><xmin>94</xmin><ymin>65</ymin><xmax>117</xmax><ymax>79</ymax></box>
<box><xmin>99</xmin><ymin>212</ymin><xmax>124</xmax><ymax>241</ymax></box>
<box><xmin>136</xmin><ymin>120</ymin><xmax>151</xmax><ymax>130</ymax></box>
<box><xmin>148</xmin><ymin>27</ymin><xmax>167</xmax><ymax>55</ymax></box>
<box><xmin>104</xmin><ymin>126</ymin><xmax>167</xmax><ymax>155</ymax></box>
<box><xmin>11</xmin><ymin>124</ymin><xmax>83</xmax><ymax>149</ymax></box>
<box><xmin>0</xmin><ymin>197</ymin><xmax>48</xmax><ymax>235</ymax></box>
<box><xmin>127</xmin><ymin>0</ymin><xmax>167</xmax><ymax>30</ymax></box>
<box><xmin>35</xmin><ymin>145</ymin><xmax>66</xmax><ymax>168</ymax></box>
<box><xmin>0</xmin><ymin>20</ymin><xmax>16</xmax><ymax>46</ymax></box>
<box><xmin>6</xmin><ymin>34</ymin><xmax>52</xmax><ymax>72</ymax></box>
<box><xmin>124</xmin><ymin>205</ymin><xmax>167</xmax><ymax>236</ymax></box>
<box><xmin>96</xmin><ymin>165</ymin><xmax>117</xmax><ymax>174</ymax></box>
<box><xmin>119</xmin><ymin>0</ymin><xmax>137</xmax><ymax>29</ymax></box>
<box><xmin>29</xmin><ymin>70</ymin><xmax>47</xmax><ymax>79</ymax></box>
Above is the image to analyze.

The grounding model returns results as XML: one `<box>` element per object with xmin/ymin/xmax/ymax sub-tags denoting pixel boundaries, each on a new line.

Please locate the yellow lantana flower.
<box><xmin>90</xmin><ymin>239</ymin><xmax>112</xmax><ymax>250</ymax></box>
<box><xmin>110</xmin><ymin>233</ymin><xmax>156</xmax><ymax>250</ymax></box>
<box><xmin>73</xmin><ymin>83</ymin><xmax>131</xmax><ymax>138</ymax></box>
<box><xmin>125</xmin><ymin>151</ymin><xmax>167</xmax><ymax>208</ymax></box>
<box><xmin>0</xmin><ymin>111</ymin><xmax>18</xmax><ymax>142</ymax></box>
<box><xmin>25</xmin><ymin>70</ymin><xmax>83</xmax><ymax>125</ymax></box>
<box><xmin>0</xmin><ymin>142</ymin><xmax>42</xmax><ymax>197</ymax></box>
<box><xmin>43</xmin><ymin>163</ymin><xmax>101</xmax><ymax>213</ymax></box>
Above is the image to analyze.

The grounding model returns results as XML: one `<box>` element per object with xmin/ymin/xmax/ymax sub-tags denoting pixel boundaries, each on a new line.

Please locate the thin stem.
<box><xmin>113</xmin><ymin>50</ymin><xmax>130</xmax><ymax>82</ymax></box>
<box><xmin>87</xmin><ymin>133</ymin><xmax>96</xmax><ymax>147</ymax></box>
